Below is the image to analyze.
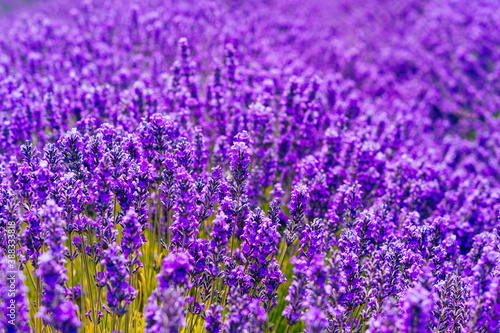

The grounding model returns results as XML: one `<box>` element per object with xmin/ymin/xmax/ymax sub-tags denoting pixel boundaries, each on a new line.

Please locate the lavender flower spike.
<box><xmin>101</xmin><ymin>243</ymin><xmax>136</xmax><ymax>317</ymax></box>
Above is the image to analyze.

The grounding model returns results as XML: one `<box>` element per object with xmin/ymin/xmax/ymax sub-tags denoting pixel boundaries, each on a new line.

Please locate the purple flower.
<box><xmin>157</xmin><ymin>251</ymin><xmax>194</xmax><ymax>290</ymax></box>
<box><xmin>285</xmin><ymin>183</ymin><xmax>310</xmax><ymax>246</ymax></box>
<box><xmin>0</xmin><ymin>258</ymin><xmax>31</xmax><ymax>333</ymax></box>
<box><xmin>299</xmin><ymin>218</ymin><xmax>326</xmax><ymax>261</ymax></box>
<box><xmin>399</xmin><ymin>284</ymin><xmax>436</xmax><ymax>333</ymax></box>
<box><xmin>65</xmin><ymin>284</ymin><xmax>83</xmax><ymax>301</ymax></box>
<box><xmin>101</xmin><ymin>243</ymin><xmax>135</xmax><ymax>317</ymax></box>
<box><xmin>224</xmin><ymin>286</ymin><xmax>267</xmax><ymax>333</ymax></box>
<box><xmin>161</xmin><ymin>155</ymin><xmax>178</xmax><ymax>213</ymax></box>
<box><xmin>283</xmin><ymin>256</ymin><xmax>309</xmax><ymax>326</ymax></box>
<box><xmin>3</xmin><ymin>0</ymin><xmax>500</xmax><ymax>331</ymax></box>
<box><xmin>170</xmin><ymin>167</ymin><xmax>198</xmax><ymax>249</ymax></box>
<box><xmin>204</xmin><ymin>304</ymin><xmax>223</xmax><ymax>333</ymax></box>
<box><xmin>193</xmin><ymin>127</ymin><xmax>208</xmax><ymax>175</ymax></box>
<box><xmin>175</xmin><ymin>137</ymin><xmax>194</xmax><ymax>172</ymax></box>
<box><xmin>262</xmin><ymin>259</ymin><xmax>286</xmax><ymax>312</ymax></box>
<box><xmin>145</xmin><ymin>251</ymin><xmax>193</xmax><ymax>333</ymax></box>
<box><xmin>197</xmin><ymin>165</ymin><xmax>223</xmax><ymax>223</ymax></box>
<box><xmin>230</xmin><ymin>134</ymin><xmax>250</xmax><ymax>193</ymax></box>
<box><xmin>120</xmin><ymin>208</ymin><xmax>145</xmax><ymax>261</ymax></box>
<box><xmin>144</xmin><ymin>286</ymin><xmax>187</xmax><ymax>333</ymax></box>
<box><xmin>35</xmin><ymin>252</ymin><xmax>81</xmax><ymax>332</ymax></box>
<box><xmin>40</xmin><ymin>200</ymin><xmax>68</xmax><ymax>261</ymax></box>
<box><xmin>209</xmin><ymin>211</ymin><xmax>230</xmax><ymax>256</ymax></box>
<box><xmin>242</xmin><ymin>208</ymin><xmax>280</xmax><ymax>282</ymax></box>
<box><xmin>303</xmin><ymin>306</ymin><xmax>329</xmax><ymax>333</ymax></box>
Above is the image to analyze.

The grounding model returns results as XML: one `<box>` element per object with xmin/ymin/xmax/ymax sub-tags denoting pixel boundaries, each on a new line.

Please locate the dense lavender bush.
<box><xmin>1</xmin><ymin>0</ymin><xmax>500</xmax><ymax>332</ymax></box>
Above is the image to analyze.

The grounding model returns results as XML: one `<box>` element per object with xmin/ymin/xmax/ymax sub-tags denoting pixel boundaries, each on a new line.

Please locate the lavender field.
<box><xmin>1</xmin><ymin>0</ymin><xmax>500</xmax><ymax>332</ymax></box>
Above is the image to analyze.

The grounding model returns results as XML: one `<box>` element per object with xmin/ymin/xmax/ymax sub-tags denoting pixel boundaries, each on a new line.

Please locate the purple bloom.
<box><xmin>242</xmin><ymin>208</ymin><xmax>280</xmax><ymax>282</ymax></box>
<box><xmin>204</xmin><ymin>304</ymin><xmax>223</xmax><ymax>333</ymax></box>
<box><xmin>145</xmin><ymin>251</ymin><xmax>193</xmax><ymax>333</ymax></box>
<box><xmin>209</xmin><ymin>210</ymin><xmax>230</xmax><ymax>256</ymax></box>
<box><xmin>299</xmin><ymin>218</ymin><xmax>326</xmax><ymax>261</ymax></box>
<box><xmin>40</xmin><ymin>200</ymin><xmax>68</xmax><ymax>261</ymax></box>
<box><xmin>157</xmin><ymin>251</ymin><xmax>194</xmax><ymax>290</ymax></box>
<box><xmin>193</xmin><ymin>127</ymin><xmax>208</xmax><ymax>175</ymax></box>
<box><xmin>301</xmin><ymin>255</ymin><xmax>330</xmax><ymax>333</ymax></box>
<box><xmin>224</xmin><ymin>286</ymin><xmax>267</xmax><ymax>333</ymax></box>
<box><xmin>229</xmin><ymin>133</ymin><xmax>250</xmax><ymax>194</ymax></box>
<box><xmin>35</xmin><ymin>252</ymin><xmax>81</xmax><ymax>332</ymax></box>
<box><xmin>144</xmin><ymin>286</ymin><xmax>187</xmax><ymax>333</ymax></box>
<box><xmin>65</xmin><ymin>284</ymin><xmax>83</xmax><ymax>301</ymax></box>
<box><xmin>303</xmin><ymin>306</ymin><xmax>329</xmax><ymax>333</ymax></box>
<box><xmin>399</xmin><ymin>284</ymin><xmax>436</xmax><ymax>333</ymax></box>
<box><xmin>101</xmin><ymin>243</ymin><xmax>135</xmax><ymax>317</ymax></box>
<box><xmin>120</xmin><ymin>208</ymin><xmax>145</xmax><ymax>261</ymax></box>
<box><xmin>161</xmin><ymin>155</ymin><xmax>178</xmax><ymax>214</ymax></box>
<box><xmin>262</xmin><ymin>259</ymin><xmax>286</xmax><ymax>312</ymax></box>
<box><xmin>197</xmin><ymin>165</ymin><xmax>223</xmax><ymax>223</ymax></box>
<box><xmin>3</xmin><ymin>0</ymin><xmax>500</xmax><ymax>332</ymax></box>
<box><xmin>0</xmin><ymin>258</ymin><xmax>31</xmax><ymax>333</ymax></box>
<box><xmin>283</xmin><ymin>256</ymin><xmax>309</xmax><ymax>326</ymax></box>
<box><xmin>285</xmin><ymin>183</ymin><xmax>310</xmax><ymax>246</ymax></box>
<box><xmin>170</xmin><ymin>167</ymin><xmax>198</xmax><ymax>249</ymax></box>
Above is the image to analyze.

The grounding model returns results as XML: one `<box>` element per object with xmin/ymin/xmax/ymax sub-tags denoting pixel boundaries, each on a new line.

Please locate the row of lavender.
<box><xmin>1</xmin><ymin>0</ymin><xmax>500</xmax><ymax>332</ymax></box>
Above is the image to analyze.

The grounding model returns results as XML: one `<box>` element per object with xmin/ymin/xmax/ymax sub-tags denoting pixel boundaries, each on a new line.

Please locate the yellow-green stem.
<box><xmin>81</xmin><ymin>235</ymin><xmax>97</xmax><ymax>329</ymax></box>
<box><xmin>230</xmin><ymin>195</ymin><xmax>241</xmax><ymax>255</ymax></box>
<box><xmin>80</xmin><ymin>238</ymin><xmax>85</xmax><ymax>323</ymax></box>
<box><xmin>187</xmin><ymin>312</ymin><xmax>196</xmax><ymax>333</ymax></box>
<box><xmin>278</xmin><ymin>243</ymin><xmax>288</xmax><ymax>270</ymax></box>
<box><xmin>156</xmin><ymin>187</ymin><xmax>162</xmax><ymax>255</ymax></box>
<box><xmin>69</xmin><ymin>233</ymin><xmax>75</xmax><ymax>304</ymax></box>
<box><xmin>124</xmin><ymin>258</ymin><xmax>134</xmax><ymax>333</ymax></box>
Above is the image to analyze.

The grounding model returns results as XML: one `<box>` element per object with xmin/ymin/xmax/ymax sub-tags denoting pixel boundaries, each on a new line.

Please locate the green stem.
<box><xmin>193</xmin><ymin>316</ymin><xmax>200</xmax><ymax>333</ymax></box>
<box><xmin>97</xmin><ymin>287</ymin><xmax>102</xmax><ymax>327</ymax></box>
<box><xmin>36</xmin><ymin>275</ymin><xmax>41</xmax><ymax>333</ymax></box>
<box><xmin>230</xmin><ymin>195</ymin><xmax>241</xmax><ymax>255</ymax></box>
<box><xmin>166</xmin><ymin>209</ymin><xmax>171</xmax><ymax>251</ymax></box>
<box><xmin>35</xmin><ymin>256</ymin><xmax>41</xmax><ymax>333</ymax></box>
<box><xmin>125</xmin><ymin>259</ymin><xmax>134</xmax><ymax>333</ymax></box>
<box><xmin>80</xmin><ymin>234</ymin><xmax>85</xmax><ymax>323</ymax></box>
<box><xmin>221</xmin><ymin>284</ymin><xmax>229</xmax><ymax>308</ymax></box>
<box><xmin>208</xmin><ymin>278</ymin><xmax>218</xmax><ymax>307</ymax></box>
<box><xmin>69</xmin><ymin>233</ymin><xmax>75</xmax><ymax>305</ymax></box>
<box><xmin>187</xmin><ymin>312</ymin><xmax>196</xmax><ymax>333</ymax></box>
<box><xmin>278</xmin><ymin>243</ymin><xmax>288</xmax><ymax>270</ymax></box>
<box><xmin>251</xmin><ymin>281</ymin><xmax>258</xmax><ymax>297</ymax></box>
<box><xmin>113</xmin><ymin>196</ymin><xmax>118</xmax><ymax>224</ymax></box>
<box><xmin>25</xmin><ymin>266</ymin><xmax>37</xmax><ymax>330</ymax></box>
<box><xmin>156</xmin><ymin>187</ymin><xmax>162</xmax><ymax>255</ymax></box>
<box><xmin>82</xmin><ymin>236</ymin><xmax>97</xmax><ymax>330</ymax></box>
<box><xmin>25</xmin><ymin>264</ymin><xmax>37</xmax><ymax>295</ymax></box>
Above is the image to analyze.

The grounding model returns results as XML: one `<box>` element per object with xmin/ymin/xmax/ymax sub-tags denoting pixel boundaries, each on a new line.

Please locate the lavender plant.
<box><xmin>1</xmin><ymin>0</ymin><xmax>500</xmax><ymax>332</ymax></box>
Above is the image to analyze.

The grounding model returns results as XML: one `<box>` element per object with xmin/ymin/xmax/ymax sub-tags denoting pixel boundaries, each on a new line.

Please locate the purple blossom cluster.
<box><xmin>1</xmin><ymin>0</ymin><xmax>500</xmax><ymax>332</ymax></box>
